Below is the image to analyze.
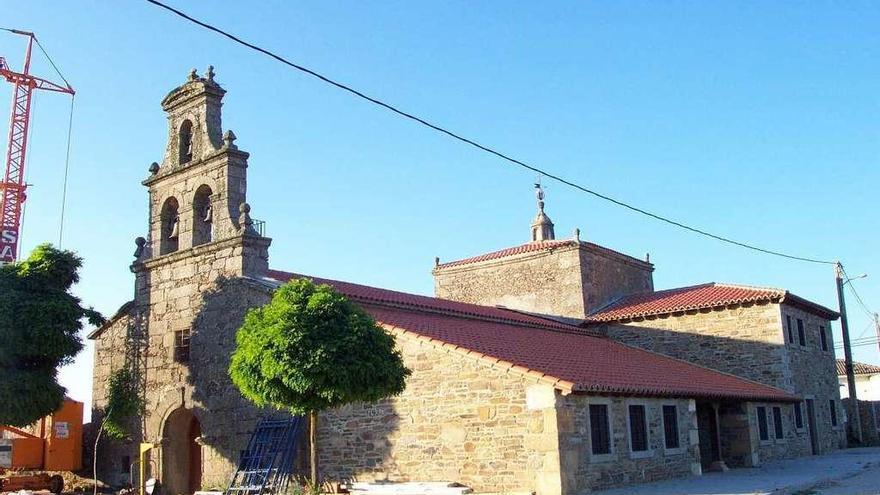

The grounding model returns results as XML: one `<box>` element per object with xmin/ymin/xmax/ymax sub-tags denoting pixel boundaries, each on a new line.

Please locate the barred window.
<box><xmin>794</xmin><ymin>402</ymin><xmax>804</xmax><ymax>429</ymax></box>
<box><xmin>797</xmin><ymin>319</ymin><xmax>806</xmax><ymax>346</ymax></box>
<box><xmin>772</xmin><ymin>406</ymin><xmax>784</xmax><ymax>439</ymax></box>
<box><xmin>589</xmin><ymin>404</ymin><xmax>611</xmax><ymax>455</ymax></box>
<box><xmin>830</xmin><ymin>400</ymin><xmax>838</xmax><ymax>427</ymax></box>
<box><xmin>174</xmin><ymin>329</ymin><xmax>191</xmax><ymax>363</ymax></box>
<box><xmin>663</xmin><ymin>405</ymin><xmax>680</xmax><ymax>449</ymax></box>
<box><xmin>820</xmin><ymin>326</ymin><xmax>828</xmax><ymax>351</ymax></box>
<box><xmin>757</xmin><ymin>406</ymin><xmax>769</xmax><ymax>441</ymax></box>
<box><xmin>786</xmin><ymin>315</ymin><xmax>794</xmax><ymax>343</ymax></box>
<box><xmin>628</xmin><ymin>404</ymin><xmax>648</xmax><ymax>452</ymax></box>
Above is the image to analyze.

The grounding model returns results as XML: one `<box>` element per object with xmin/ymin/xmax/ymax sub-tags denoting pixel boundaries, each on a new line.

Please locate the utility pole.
<box><xmin>835</xmin><ymin>261</ymin><xmax>862</xmax><ymax>444</ymax></box>
<box><xmin>875</xmin><ymin>313</ymin><xmax>880</xmax><ymax>354</ymax></box>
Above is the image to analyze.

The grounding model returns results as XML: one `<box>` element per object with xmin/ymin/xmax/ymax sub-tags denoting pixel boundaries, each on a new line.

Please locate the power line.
<box><xmin>145</xmin><ymin>0</ymin><xmax>837</xmax><ymax>266</ymax></box>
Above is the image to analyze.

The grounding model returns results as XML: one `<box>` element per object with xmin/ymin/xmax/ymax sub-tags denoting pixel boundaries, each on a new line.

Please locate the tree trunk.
<box><xmin>310</xmin><ymin>411</ymin><xmax>318</xmax><ymax>489</ymax></box>
<box><xmin>93</xmin><ymin>422</ymin><xmax>105</xmax><ymax>495</ymax></box>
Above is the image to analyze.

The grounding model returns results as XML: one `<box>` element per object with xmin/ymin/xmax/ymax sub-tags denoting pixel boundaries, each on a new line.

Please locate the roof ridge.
<box><xmin>267</xmin><ymin>269</ymin><xmax>585</xmax><ymax>333</ymax></box>
<box><xmin>435</xmin><ymin>239</ymin><xmax>576</xmax><ymax>269</ymax></box>
<box><xmin>713</xmin><ymin>282</ymin><xmax>786</xmax><ymax>294</ymax></box>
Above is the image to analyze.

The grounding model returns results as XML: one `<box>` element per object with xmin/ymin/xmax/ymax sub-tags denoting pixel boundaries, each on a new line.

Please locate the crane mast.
<box><xmin>0</xmin><ymin>29</ymin><xmax>74</xmax><ymax>263</ymax></box>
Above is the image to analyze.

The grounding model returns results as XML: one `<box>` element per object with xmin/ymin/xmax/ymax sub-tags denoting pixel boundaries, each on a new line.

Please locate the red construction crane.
<box><xmin>0</xmin><ymin>29</ymin><xmax>74</xmax><ymax>263</ymax></box>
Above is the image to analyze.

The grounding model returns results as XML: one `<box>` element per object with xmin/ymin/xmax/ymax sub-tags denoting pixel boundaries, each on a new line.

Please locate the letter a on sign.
<box><xmin>0</xmin><ymin>230</ymin><xmax>18</xmax><ymax>263</ymax></box>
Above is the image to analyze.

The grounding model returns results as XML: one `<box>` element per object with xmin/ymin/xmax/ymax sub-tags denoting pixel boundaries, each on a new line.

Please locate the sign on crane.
<box><xmin>0</xmin><ymin>29</ymin><xmax>74</xmax><ymax>263</ymax></box>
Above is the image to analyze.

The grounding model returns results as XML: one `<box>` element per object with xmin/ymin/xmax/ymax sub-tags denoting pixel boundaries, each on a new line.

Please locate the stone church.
<box><xmin>89</xmin><ymin>70</ymin><xmax>844</xmax><ymax>495</ymax></box>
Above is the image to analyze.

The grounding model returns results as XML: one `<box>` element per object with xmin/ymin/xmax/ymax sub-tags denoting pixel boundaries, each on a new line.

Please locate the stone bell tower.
<box><xmin>133</xmin><ymin>66</ymin><xmax>271</xmax><ymax>282</ymax></box>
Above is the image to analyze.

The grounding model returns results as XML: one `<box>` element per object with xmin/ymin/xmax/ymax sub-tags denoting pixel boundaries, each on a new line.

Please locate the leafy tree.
<box><xmin>0</xmin><ymin>243</ymin><xmax>103</xmax><ymax>426</ymax></box>
<box><xmin>230</xmin><ymin>279</ymin><xmax>411</xmax><ymax>486</ymax></box>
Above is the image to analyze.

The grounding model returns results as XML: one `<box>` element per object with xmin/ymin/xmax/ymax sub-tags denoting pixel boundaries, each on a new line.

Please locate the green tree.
<box><xmin>229</xmin><ymin>279</ymin><xmax>411</xmax><ymax>486</ymax></box>
<box><xmin>0</xmin><ymin>243</ymin><xmax>103</xmax><ymax>426</ymax></box>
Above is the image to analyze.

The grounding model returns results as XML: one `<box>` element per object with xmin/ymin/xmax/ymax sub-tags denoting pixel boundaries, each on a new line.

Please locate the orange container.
<box><xmin>11</xmin><ymin>437</ymin><xmax>44</xmax><ymax>469</ymax></box>
<box><xmin>43</xmin><ymin>399</ymin><xmax>83</xmax><ymax>471</ymax></box>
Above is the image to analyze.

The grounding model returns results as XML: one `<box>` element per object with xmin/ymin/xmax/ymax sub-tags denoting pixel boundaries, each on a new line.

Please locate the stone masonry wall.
<box><xmin>433</xmin><ymin>245</ymin><xmax>587</xmax><ymax>319</ymax></box>
<box><xmin>602</xmin><ymin>302</ymin><xmax>844</xmax><ymax>454</ymax></box>
<box><xmin>603</xmin><ymin>303</ymin><xmax>789</xmax><ymax>390</ymax></box>
<box><xmin>557</xmin><ymin>395</ymin><xmax>698</xmax><ymax>493</ymax></box>
<box><xmin>579</xmin><ymin>246</ymin><xmax>653</xmax><ymax>313</ymax></box>
<box><xmin>318</xmin><ymin>332</ymin><xmax>564</xmax><ymax>495</ymax></box>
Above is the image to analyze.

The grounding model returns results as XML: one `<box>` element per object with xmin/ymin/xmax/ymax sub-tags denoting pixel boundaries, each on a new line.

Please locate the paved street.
<box><xmin>596</xmin><ymin>448</ymin><xmax>880</xmax><ymax>495</ymax></box>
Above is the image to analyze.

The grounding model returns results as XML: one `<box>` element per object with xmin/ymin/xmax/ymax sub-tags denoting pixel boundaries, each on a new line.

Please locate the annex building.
<box><xmin>90</xmin><ymin>70</ymin><xmax>845</xmax><ymax>495</ymax></box>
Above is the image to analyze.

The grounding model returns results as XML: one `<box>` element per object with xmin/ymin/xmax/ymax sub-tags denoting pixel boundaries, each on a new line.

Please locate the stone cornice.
<box><xmin>142</xmin><ymin>147</ymin><xmax>250</xmax><ymax>187</ymax></box>
<box><xmin>131</xmin><ymin>235</ymin><xmax>271</xmax><ymax>273</ymax></box>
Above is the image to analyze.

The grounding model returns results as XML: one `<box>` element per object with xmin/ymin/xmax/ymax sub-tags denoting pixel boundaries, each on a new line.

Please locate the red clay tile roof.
<box><xmin>434</xmin><ymin>239</ymin><xmax>650</xmax><ymax>270</ymax></box>
<box><xmin>836</xmin><ymin>360</ymin><xmax>880</xmax><ymax>376</ymax></box>
<box><xmin>268</xmin><ymin>269</ymin><xmax>797</xmax><ymax>402</ymax></box>
<box><xmin>587</xmin><ymin>283</ymin><xmax>838</xmax><ymax>323</ymax></box>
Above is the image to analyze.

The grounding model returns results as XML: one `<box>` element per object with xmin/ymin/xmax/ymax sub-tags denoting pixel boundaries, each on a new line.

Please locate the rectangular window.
<box><xmin>628</xmin><ymin>404</ymin><xmax>648</xmax><ymax>452</ymax></box>
<box><xmin>830</xmin><ymin>400</ymin><xmax>838</xmax><ymax>427</ymax></box>
<box><xmin>797</xmin><ymin>319</ymin><xmax>806</xmax><ymax>346</ymax></box>
<box><xmin>757</xmin><ymin>406</ymin><xmax>769</xmax><ymax>441</ymax></box>
<box><xmin>663</xmin><ymin>405</ymin><xmax>680</xmax><ymax>449</ymax></box>
<box><xmin>786</xmin><ymin>315</ymin><xmax>794</xmax><ymax>344</ymax></box>
<box><xmin>174</xmin><ymin>329</ymin><xmax>191</xmax><ymax>363</ymax></box>
<box><xmin>794</xmin><ymin>402</ymin><xmax>804</xmax><ymax>429</ymax></box>
<box><xmin>772</xmin><ymin>406</ymin><xmax>784</xmax><ymax>439</ymax></box>
<box><xmin>820</xmin><ymin>326</ymin><xmax>828</xmax><ymax>351</ymax></box>
<box><xmin>589</xmin><ymin>404</ymin><xmax>611</xmax><ymax>455</ymax></box>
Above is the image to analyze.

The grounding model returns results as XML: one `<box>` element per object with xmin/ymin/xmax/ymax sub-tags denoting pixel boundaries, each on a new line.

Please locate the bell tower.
<box><xmin>134</xmin><ymin>67</ymin><xmax>270</xmax><ymax>278</ymax></box>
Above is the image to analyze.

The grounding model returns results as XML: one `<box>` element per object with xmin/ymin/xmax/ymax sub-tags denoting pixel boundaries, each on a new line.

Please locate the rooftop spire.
<box><xmin>530</xmin><ymin>181</ymin><xmax>555</xmax><ymax>242</ymax></box>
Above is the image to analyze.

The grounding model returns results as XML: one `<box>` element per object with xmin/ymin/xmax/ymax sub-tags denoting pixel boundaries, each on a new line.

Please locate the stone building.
<box><xmin>90</xmin><ymin>71</ymin><xmax>842</xmax><ymax>495</ymax></box>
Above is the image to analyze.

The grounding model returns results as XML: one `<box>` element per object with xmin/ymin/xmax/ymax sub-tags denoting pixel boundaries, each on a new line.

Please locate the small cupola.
<box><xmin>530</xmin><ymin>182</ymin><xmax>555</xmax><ymax>242</ymax></box>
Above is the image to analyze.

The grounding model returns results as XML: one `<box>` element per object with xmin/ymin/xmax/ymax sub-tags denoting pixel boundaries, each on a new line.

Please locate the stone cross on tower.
<box><xmin>530</xmin><ymin>182</ymin><xmax>555</xmax><ymax>242</ymax></box>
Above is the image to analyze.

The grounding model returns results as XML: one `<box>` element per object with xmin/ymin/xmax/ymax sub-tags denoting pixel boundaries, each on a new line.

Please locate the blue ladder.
<box><xmin>225</xmin><ymin>417</ymin><xmax>305</xmax><ymax>495</ymax></box>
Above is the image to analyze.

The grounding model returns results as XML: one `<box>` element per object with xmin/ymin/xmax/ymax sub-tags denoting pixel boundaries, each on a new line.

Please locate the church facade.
<box><xmin>90</xmin><ymin>71</ymin><xmax>843</xmax><ymax>495</ymax></box>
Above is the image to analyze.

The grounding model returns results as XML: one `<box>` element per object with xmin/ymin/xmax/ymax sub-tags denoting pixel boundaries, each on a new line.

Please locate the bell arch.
<box><xmin>160</xmin><ymin>196</ymin><xmax>180</xmax><ymax>255</ymax></box>
<box><xmin>192</xmin><ymin>185</ymin><xmax>214</xmax><ymax>246</ymax></box>
<box><xmin>179</xmin><ymin>119</ymin><xmax>194</xmax><ymax>164</ymax></box>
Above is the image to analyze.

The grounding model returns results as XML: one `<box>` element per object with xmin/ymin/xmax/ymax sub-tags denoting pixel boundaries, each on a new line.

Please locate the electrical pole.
<box><xmin>875</xmin><ymin>313</ymin><xmax>880</xmax><ymax>354</ymax></box>
<box><xmin>835</xmin><ymin>261</ymin><xmax>862</xmax><ymax>444</ymax></box>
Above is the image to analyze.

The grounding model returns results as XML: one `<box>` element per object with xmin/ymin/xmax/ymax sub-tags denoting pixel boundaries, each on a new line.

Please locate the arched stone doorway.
<box><xmin>162</xmin><ymin>407</ymin><xmax>202</xmax><ymax>495</ymax></box>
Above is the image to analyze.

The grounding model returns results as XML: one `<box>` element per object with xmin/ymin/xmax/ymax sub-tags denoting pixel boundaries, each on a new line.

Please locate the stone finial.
<box><xmin>239</xmin><ymin>202</ymin><xmax>256</xmax><ymax>235</ymax></box>
<box><xmin>434</xmin><ymin>256</ymin><xmax>440</xmax><ymax>268</ymax></box>
<box><xmin>133</xmin><ymin>237</ymin><xmax>146</xmax><ymax>258</ymax></box>
<box><xmin>573</xmin><ymin>228</ymin><xmax>580</xmax><ymax>242</ymax></box>
<box><xmin>188</xmin><ymin>68</ymin><xmax>199</xmax><ymax>81</ymax></box>
<box><xmin>645</xmin><ymin>252</ymin><xmax>651</xmax><ymax>263</ymax></box>
<box><xmin>223</xmin><ymin>130</ymin><xmax>238</xmax><ymax>150</ymax></box>
<box><xmin>149</xmin><ymin>162</ymin><xmax>160</xmax><ymax>175</ymax></box>
<box><xmin>205</xmin><ymin>65</ymin><xmax>215</xmax><ymax>83</ymax></box>
<box><xmin>530</xmin><ymin>182</ymin><xmax>555</xmax><ymax>242</ymax></box>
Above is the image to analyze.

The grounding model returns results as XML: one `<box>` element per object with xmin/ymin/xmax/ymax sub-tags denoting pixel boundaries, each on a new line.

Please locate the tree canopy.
<box><xmin>0</xmin><ymin>244</ymin><xmax>103</xmax><ymax>426</ymax></box>
<box><xmin>229</xmin><ymin>278</ymin><xmax>411</xmax><ymax>415</ymax></box>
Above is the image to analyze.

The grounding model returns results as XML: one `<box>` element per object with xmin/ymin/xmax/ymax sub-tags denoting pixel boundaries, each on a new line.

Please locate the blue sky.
<box><xmin>3</xmin><ymin>1</ymin><xmax>878</xmax><ymax>416</ymax></box>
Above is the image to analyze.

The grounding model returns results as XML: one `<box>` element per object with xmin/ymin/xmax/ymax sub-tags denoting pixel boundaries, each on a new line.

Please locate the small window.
<box><xmin>757</xmin><ymin>406</ymin><xmax>769</xmax><ymax>441</ymax></box>
<box><xmin>589</xmin><ymin>404</ymin><xmax>611</xmax><ymax>455</ymax></box>
<box><xmin>786</xmin><ymin>315</ymin><xmax>794</xmax><ymax>344</ymax></box>
<box><xmin>772</xmin><ymin>406</ymin><xmax>784</xmax><ymax>439</ymax></box>
<box><xmin>830</xmin><ymin>400</ymin><xmax>838</xmax><ymax>427</ymax></box>
<box><xmin>794</xmin><ymin>402</ymin><xmax>804</xmax><ymax>430</ymax></box>
<box><xmin>174</xmin><ymin>329</ymin><xmax>191</xmax><ymax>363</ymax></box>
<box><xmin>820</xmin><ymin>326</ymin><xmax>828</xmax><ymax>351</ymax></box>
<box><xmin>663</xmin><ymin>405</ymin><xmax>680</xmax><ymax>449</ymax></box>
<box><xmin>797</xmin><ymin>319</ymin><xmax>806</xmax><ymax>346</ymax></box>
<box><xmin>628</xmin><ymin>404</ymin><xmax>648</xmax><ymax>452</ymax></box>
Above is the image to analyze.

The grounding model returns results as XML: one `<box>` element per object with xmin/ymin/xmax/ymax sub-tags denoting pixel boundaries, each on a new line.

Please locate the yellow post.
<box><xmin>139</xmin><ymin>443</ymin><xmax>154</xmax><ymax>495</ymax></box>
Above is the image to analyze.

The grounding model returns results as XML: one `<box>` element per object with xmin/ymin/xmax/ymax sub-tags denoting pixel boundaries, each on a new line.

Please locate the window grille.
<box><xmin>174</xmin><ymin>329</ymin><xmax>191</xmax><ymax>363</ymax></box>
<box><xmin>628</xmin><ymin>404</ymin><xmax>648</xmax><ymax>452</ymax></box>
<box><xmin>589</xmin><ymin>404</ymin><xmax>611</xmax><ymax>455</ymax></box>
<box><xmin>663</xmin><ymin>405</ymin><xmax>679</xmax><ymax>449</ymax></box>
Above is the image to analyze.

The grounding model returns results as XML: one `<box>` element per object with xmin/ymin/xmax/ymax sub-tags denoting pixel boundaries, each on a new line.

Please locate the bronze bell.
<box><xmin>169</xmin><ymin>216</ymin><xmax>179</xmax><ymax>239</ymax></box>
<box><xmin>203</xmin><ymin>204</ymin><xmax>213</xmax><ymax>223</ymax></box>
